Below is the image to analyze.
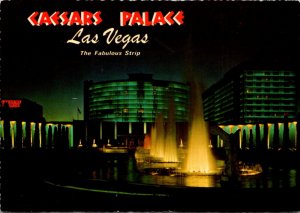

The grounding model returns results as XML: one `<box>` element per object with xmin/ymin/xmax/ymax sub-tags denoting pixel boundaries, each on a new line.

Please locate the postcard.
<box><xmin>1</xmin><ymin>0</ymin><xmax>299</xmax><ymax>212</ymax></box>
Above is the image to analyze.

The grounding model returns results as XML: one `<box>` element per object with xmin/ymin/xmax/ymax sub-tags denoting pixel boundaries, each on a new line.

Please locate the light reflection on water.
<box><xmin>139</xmin><ymin>174</ymin><xmax>220</xmax><ymax>188</ymax></box>
<box><xmin>82</xmin><ymin>156</ymin><xmax>299</xmax><ymax>189</ymax></box>
<box><xmin>239</xmin><ymin>168</ymin><xmax>298</xmax><ymax>189</ymax></box>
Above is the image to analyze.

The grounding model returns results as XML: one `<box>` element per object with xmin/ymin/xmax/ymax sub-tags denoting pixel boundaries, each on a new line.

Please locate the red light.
<box><xmin>1</xmin><ymin>100</ymin><xmax>22</xmax><ymax>108</ymax></box>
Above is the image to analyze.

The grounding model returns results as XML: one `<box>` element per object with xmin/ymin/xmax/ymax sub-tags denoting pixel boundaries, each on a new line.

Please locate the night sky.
<box><xmin>2</xmin><ymin>1</ymin><xmax>299</xmax><ymax>121</ymax></box>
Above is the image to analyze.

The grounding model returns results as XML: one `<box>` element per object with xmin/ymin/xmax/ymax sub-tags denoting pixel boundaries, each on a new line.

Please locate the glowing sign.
<box><xmin>1</xmin><ymin>100</ymin><xmax>22</xmax><ymax>108</ymax></box>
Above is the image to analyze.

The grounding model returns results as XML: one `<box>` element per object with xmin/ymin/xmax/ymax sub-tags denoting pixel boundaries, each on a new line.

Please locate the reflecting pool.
<box><xmin>73</xmin><ymin>155</ymin><xmax>300</xmax><ymax>189</ymax></box>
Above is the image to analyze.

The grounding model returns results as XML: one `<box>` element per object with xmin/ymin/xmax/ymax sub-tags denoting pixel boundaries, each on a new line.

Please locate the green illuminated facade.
<box><xmin>203</xmin><ymin>62</ymin><xmax>299</xmax><ymax>125</ymax></box>
<box><xmin>84</xmin><ymin>74</ymin><xmax>189</xmax><ymax>122</ymax></box>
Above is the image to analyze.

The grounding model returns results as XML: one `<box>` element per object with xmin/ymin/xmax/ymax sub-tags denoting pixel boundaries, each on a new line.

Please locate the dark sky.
<box><xmin>2</xmin><ymin>1</ymin><xmax>299</xmax><ymax>121</ymax></box>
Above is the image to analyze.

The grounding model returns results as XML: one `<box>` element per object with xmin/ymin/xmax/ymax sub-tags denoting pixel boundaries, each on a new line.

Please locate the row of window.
<box><xmin>90</xmin><ymin>83</ymin><xmax>188</xmax><ymax>92</ymax></box>
<box><xmin>244</xmin><ymin>114</ymin><xmax>288</xmax><ymax>118</ymax></box>
<box><xmin>244</xmin><ymin>94</ymin><xmax>295</xmax><ymax>99</ymax></box>
<box><xmin>241</xmin><ymin>102</ymin><xmax>295</xmax><ymax>107</ymax></box>
<box><xmin>245</xmin><ymin>84</ymin><xmax>295</xmax><ymax>89</ymax></box>
<box><xmin>245</xmin><ymin>70</ymin><xmax>295</xmax><ymax>76</ymax></box>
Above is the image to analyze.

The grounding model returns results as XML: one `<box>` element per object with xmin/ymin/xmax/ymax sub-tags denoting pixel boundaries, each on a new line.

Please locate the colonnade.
<box><xmin>0</xmin><ymin>120</ymin><xmax>73</xmax><ymax>149</ymax></box>
<box><xmin>217</xmin><ymin>121</ymin><xmax>298</xmax><ymax>150</ymax></box>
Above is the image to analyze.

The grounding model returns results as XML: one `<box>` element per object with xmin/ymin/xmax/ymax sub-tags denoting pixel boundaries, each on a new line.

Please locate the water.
<box><xmin>150</xmin><ymin>113</ymin><xmax>165</xmax><ymax>159</ymax></box>
<box><xmin>148</xmin><ymin>81</ymin><xmax>216</xmax><ymax>174</ymax></box>
<box><xmin>78</xmin><ymin>155</ymin><xmax>300</xmax><ymax>189</ymax></box>
<box><xmin>163</xmin><ymin>96</ymin><xmax>178</xmax><ymax>162</ymax></box>
<box><xmin>4</xmin><ymin>150</ymin><xmax>299</xmax><ymax>212</ymax></box>
<box><xmin>184</xmin><ymin>81</ymin><xmax>217</xmax><ymax>173</ymax></box>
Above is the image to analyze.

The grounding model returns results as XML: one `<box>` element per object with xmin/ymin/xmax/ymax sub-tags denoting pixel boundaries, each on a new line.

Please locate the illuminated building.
<box><xmin>0</xmin><ymin>99</ymin><xmax>73</xmax><ymax>150</ymax></box>
<box><xmin>203</xmin><ymin>62</ymin><xmax>299</xmax><ymax>125</ymax></box>
<box><xmin>84</xmin><ymin>73</ymin><xmax>189</xmax><ymax>122</ymax></box>
<box><xmin>1</xmin><ymin>99</ymin><xmax>44</xmax><ymax>121</ymax></box>
<box><xmin>82</xmin><ymin>73</ymin><xmax>189</xmax><ymax>147</ymax></box>
<box><xmin>203</xmin><ymin>62</ymin><xmax>299</xmax><ymax>150</ymax></box>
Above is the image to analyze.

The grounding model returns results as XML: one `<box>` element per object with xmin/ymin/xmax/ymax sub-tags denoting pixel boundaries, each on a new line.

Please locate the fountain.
<box><xmin>183</xmin><ymin>81</ymin><xmax>217</xmax><ymax>174</ymax></box>
<box><xmin>148</xmin><ymin>93</ymin><xmax>178</xmax><ymax>164</ymax></box>
<box><xmin>149</xmin><ymin>112</ymin><xmax>165</xmax><ymax>160</ymax></box>
<box><xmin>92</xmin><ymin>139</ymin><xmax>98</xmax><ymax>148</ymax></box>
<box><xmin>179</xmin><ymin>139</ymin><xmax>184</xmax><ymax>148</ymax></box>
<box><xmin>136</xmin><ymin>79</ymin><xmax>218</xmax><ymax>176</ymax></box>
<box><xmin>162</xmin><ymin>95</ymin><xmax>178</xmax><ymax>163</ymax></box>
<box><xmin>143</xmin><ymin>134</ymin><xmax>151</xmax><ymax>150</ymax></box>
<box><xmin>78</xmin><ymin>139</ymin><xmax>83</xmax><ymax>148</ymax></box>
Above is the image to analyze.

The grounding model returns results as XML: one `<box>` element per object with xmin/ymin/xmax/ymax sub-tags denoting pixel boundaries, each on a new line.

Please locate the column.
<box><xmin>39</xmin><ymin>123</ymin><xmax>42</xmax><ymax>148</ymax></box>
<box><xmin>10</xmin><ymin>121</ymin><xmax>16</xmax><ymax>149</ymax></box>
<box><xmin>22</xmin><ymin>122</ymin><xmax>26</xmax><ymax>148</ymax></box>
<box><xmin>15</xmin><ymin>121</ymin><xmax>22</xmax><ymax>148</ymax></box>
<box><xmin>217</xmin><ymin>135</ymin><xmax>221</xmax><ymax>148</ymax></box>
<box><xmin>144</xmin><ymin>122</ymin><xmax>147</xmax><ymax>134</ymax></box>
<box><xmin>46</xmin><ymin>124</ymin><xmax>53</xmax><ymax>149</ymax></box>
<box><xmin>30</xmin><ymin>122</ymin><xmax>35</xmax><ymax>147</ymax></box>
<box><xmin>129</xmin><ymin>122</ymin><xmax>132</xmax><ymax>134</ymax></box>
<box><xmin>238</xmin><ymin>125</ymin><xmax>243</xmax><ymax>149</ymax></box>
<box><xmin>247</xmin><ymin>124</ymin><xmax>253</xmax><ymax>150</ymax></box>
<box><xmin>69</xmin><ymin>124</ymin><xmax>74</xmax><ymax>148</ymax></box>
<box><xmin>0</xmin><ymin>120</ymin><xmax>4</xmax><ymax>148</ymax></box>
<box><xmin>114</xmin><ymin>122</ymin><xmax>117</xmax><ymax>140</ymax></box>
<box><xmin>267</xmin><ymin>123</ymin><xmax>272</xmax><ymax>150</ymax></box>
<box><xmin>0</xmin><ymin>120</ymin><xmax>4</xmax><ymax>139</ymax></box>
<box><xmin>293</xmin><ymin>122</ymin><xmax>297</xmax><ymax>149</ymax></box>
<box><xmin>4</xmin><ymin>120</ymin><xmax>11</xmax><ymax>149</ymax></box>
<box><xmin>100</xmin><ymin>121</ymin><xmax>103</xmax><ymax>140</ymax></box>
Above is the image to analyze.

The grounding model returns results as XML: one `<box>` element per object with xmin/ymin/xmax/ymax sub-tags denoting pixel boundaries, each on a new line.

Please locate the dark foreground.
<box><xmin>1</xmin><ymin>149</ymin><xmax>300</xmax><ymax>212</ymax></box>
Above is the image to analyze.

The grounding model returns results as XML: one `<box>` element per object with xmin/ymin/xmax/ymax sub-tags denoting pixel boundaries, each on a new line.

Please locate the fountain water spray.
<box><xmin>149</xmin><ymin>91</ymin><xmax>179</xmax><ymax>163</ymax></box>
<box><xmin>92</xmin><ymin>139</ymin><xmax>97</xmax><ymax>148</ymax></box>
<box><xmin>163</xmin><ymin>94</ymin><xmax>178</xmax><ymax>162</ymax></box>
<box><xmin>184</xmin><ymin>81</ymin><xmax>217</xmax><ymax>174</ymax></box>
<box><xmin>145</xmin><ymin>81</ymin><xmax>217</xmax><ymax>174</ymax></box>
<box><xmin>150</xmin><ymin>113</ymin><xmax>165</xmax><ymax>160</ymax></box>
<box><xmin>181</xmin><ymin>37</ymin><xmax>217</xmax><ymax>174</ymax></box>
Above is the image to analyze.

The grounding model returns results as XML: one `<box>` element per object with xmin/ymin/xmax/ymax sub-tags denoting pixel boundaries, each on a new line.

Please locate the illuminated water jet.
<box><xmin>149</xmin><ymin>93</ymin><xmax>178</xmax><ymax>163</ymax></box>
<box><xmin>163</xmin><ymin>95</ymin><xmax>178</xmax><ymax>162</ymax></box>
<box><xmin>150</xmin><ymin>112</ymin><xmax>165</xmax><ymax>160</ymax></box>
<box><xmin>183</xmin><ymin>81</ymin><xmax>217</xmax><ymax>174</ymax></box>
<box><xmin>92</xmin><ymin>139</ymin><xmax>98</xmax><ymax>148</ymax></box>
<box><xmin>137</xmin><ymin>81</ymin><xmax>218</xmax><ymax>176</ymax></box>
